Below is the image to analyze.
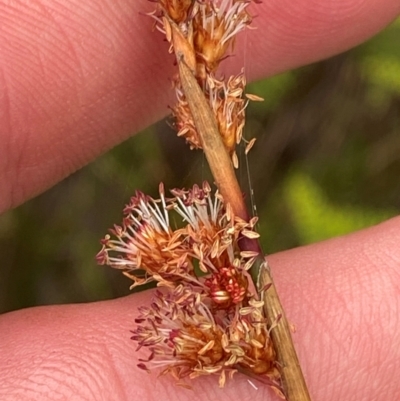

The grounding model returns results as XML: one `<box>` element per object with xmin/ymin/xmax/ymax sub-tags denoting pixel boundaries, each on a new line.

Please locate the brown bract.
<box><xmin>156</xmin><ymin>0</ymin><xmax>195</xmax><ymax>23</ymax></box>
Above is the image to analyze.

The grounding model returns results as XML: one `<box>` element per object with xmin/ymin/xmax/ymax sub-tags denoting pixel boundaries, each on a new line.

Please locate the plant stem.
<box><xmin>176</xmin><ymin>54</ymin><xmax>250</xmax><ymax>225</ymax></box>
<box><xmin>176</xmin><ymin>54</ymin><xmax>312</xmax><ymax>401</ymax></box>
<box><xmin>255</xmin><ymin>259</ymin><xmax>312</xmax><ymax>401</ymax></box>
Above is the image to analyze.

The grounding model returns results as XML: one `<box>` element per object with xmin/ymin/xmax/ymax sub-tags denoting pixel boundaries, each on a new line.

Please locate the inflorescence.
<box><xmin>148</xmin><ymin>0</ymin><xmax>263</xmax><ymax>168</ymax></box>
<box><xmin>97</xmin><ymin>0</ymin><xmax>280</xmax><ymax>391</ymax></box>
<box><xmin>97</xmin><ymin>183</ymin><xmax>279</xmax><ymax>387</ymax></box>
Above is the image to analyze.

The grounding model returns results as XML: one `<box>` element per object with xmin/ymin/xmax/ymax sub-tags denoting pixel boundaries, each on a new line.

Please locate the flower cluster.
<box><xmin>97</xmin><ymin>183</ymin><xmax>280</xmax><ymax>388</ymax></box>
<box><xmin>148</xmin><ymin>0</ymin><xmax>263</xmax><ymax>167</ymax></box>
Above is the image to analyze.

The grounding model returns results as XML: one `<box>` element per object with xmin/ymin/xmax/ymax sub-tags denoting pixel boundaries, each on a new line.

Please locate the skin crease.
<box><xmin>0</xmin><ymin>0</ymin><xmax>399</xmax><ymax>400</ymax></box>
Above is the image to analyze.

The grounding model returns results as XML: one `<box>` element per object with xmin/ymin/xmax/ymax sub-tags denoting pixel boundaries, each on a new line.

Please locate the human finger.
<box><xmin>1</xmin><ymin>0</ymin><xmax>399</xmax><ymax>213</ymax></box>
<box><xmin>1</xmin><ymin>216</ymin><xmax>399</xmax><ymax>400</ymax></box>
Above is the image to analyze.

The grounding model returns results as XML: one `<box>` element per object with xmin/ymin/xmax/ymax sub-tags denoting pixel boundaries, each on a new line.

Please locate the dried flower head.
<box><xmin>192</xmin><ymin>0</ymin><xmax>253</xmax><ymax>76</ymax></box>
<box><xmin>97</xmin><ymin>182</ymin><xmax>279</xmax><ymax>388</ymax></box>
<box><xmin>148</xmin><ymin>0</ymin><xmax>262</xmax><ymax>166</ymax></box>
<box><xmin>96</xmin><ymin>183</ymin><xmax>191</xmax><ymax>287</ymax></box>
<box><xmin>97</xmin><ymin>182</ymin><xmax>257</xmax><ymax>286</ymax></box>
<box><xmin>132</xmin><ymin>285</ymin><xmax>279</xmax><ymax>388</ymax></box>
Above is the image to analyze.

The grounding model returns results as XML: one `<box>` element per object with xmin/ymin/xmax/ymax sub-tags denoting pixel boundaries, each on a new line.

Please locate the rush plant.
<box><xmin>97</xmin><ymin>1</ymin><xmax>311</xmax><ymax>400</ymax></box>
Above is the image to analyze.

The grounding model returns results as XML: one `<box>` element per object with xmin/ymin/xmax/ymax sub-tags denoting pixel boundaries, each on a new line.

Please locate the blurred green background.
<box><xmin>1</xmin><ymin>19</ymin><xmax>399</xmax><ymax>314</ymax></box>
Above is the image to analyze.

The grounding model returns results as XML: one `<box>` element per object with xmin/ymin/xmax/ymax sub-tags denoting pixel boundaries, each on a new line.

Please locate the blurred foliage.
<box><xmin>1</xmin><ymin>19</ymin><xmax>399</xmax><ymax>313</ymax></box>
<box><xmin>283</xmin><ymin>171</ymin><xmax>396</xmax><ymax>244</ymax></box>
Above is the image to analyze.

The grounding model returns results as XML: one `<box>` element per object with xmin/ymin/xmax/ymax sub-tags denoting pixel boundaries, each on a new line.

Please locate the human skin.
<box><xmin>0</xmin><ymin>0</ymin><xmax>400</xmax><ymax>400</ymax></box>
